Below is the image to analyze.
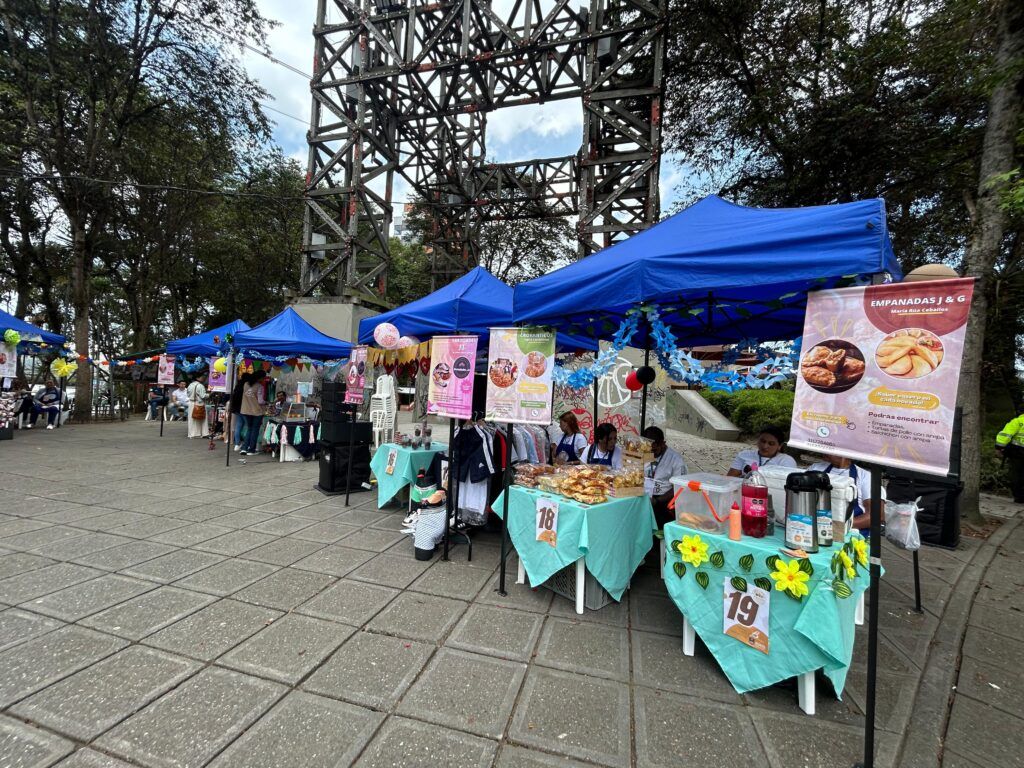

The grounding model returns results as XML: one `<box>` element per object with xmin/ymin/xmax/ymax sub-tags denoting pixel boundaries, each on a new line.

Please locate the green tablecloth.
<box><xmin>662</xmin><ymin>522</ymin><xmax>870</xmax><ymax>695</ymax></box>
<box><xmin>494</xmin><ymin>486</ymin><xmax>656</xmax><ymax>601</ymax></box>
<box><xmin>370</xmin><ymin>443</ymin><xmax>447</xmax><ymax>507</ymax></box>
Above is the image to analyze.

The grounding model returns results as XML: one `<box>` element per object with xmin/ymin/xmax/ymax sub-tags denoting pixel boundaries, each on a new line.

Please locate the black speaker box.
<box><xmin>886</xmin><ymin>476</ymin><xmax>962</xmax><ymax>549</ymax></box>
<box><xmin>317</xmin><ymin>442</ymin><xmax>371</xmax><ymax>492</ymax></box>
<box><xmin>320</xmin><ymin>419</ymin><xmax>372</xmax><ymax>445</ymax></box>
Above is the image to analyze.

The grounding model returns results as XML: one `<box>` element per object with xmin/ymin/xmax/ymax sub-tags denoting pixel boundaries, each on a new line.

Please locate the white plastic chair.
<box><xmin>369</xmin><ymin>375</ymin><xmax>398</xmax><ymax>447</ymax></box>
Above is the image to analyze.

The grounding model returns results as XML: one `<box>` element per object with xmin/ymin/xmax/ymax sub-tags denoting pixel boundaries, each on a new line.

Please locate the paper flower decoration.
<box><xmin>838</xmin><ymin>550</ymin><xmax>856</xmax><ymax>579</ymax></box>
<box><xmin>3</xmin><ymin>329</ymin><xmax>20</xmax><ymax>346</ymax></box>
<box><xmin>770</xmin><ymin>559</ymin><xmax>810</xmax><ymax>598</ymax></box>
<box><xmin>852</xmin><ymin>537</ymin><xmax>869</xmax><ymax>568</ymax></box>
<box><xmin>675</xmin><ymin>534</ymin><xmax>709</xmax><ymax>568</ymax></box>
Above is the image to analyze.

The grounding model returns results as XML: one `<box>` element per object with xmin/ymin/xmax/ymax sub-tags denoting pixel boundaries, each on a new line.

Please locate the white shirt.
<box><xmin>730</xmin><ymin>449</ymin><xmax>797</xmax><ymax>474</ymax></box>
<box><xmin>553</xmin><ymin>432</ymin><xmax>588</xmax><ymax>461</ymax></box>
<box><xmin>582</xmin><ymin>444</ymin><xmax>623</xmax><ymax>469</ymax></box>
<box><xmin>172</xmin><ymin>389</ymin><xmax>189</xmax><ymax>407</ymax></box>
<box><xmin>645</xmin><ymin>447</ymin><xmax>688</xmax><ymax>496</ymax></box>
<box><xmin>186</xmin><ymin>381</ymin><xmax>207</xmax><ymax>402</ymax></box>
<box><xmin>807</xmin><ymin>461</ymin><xmax>886</xmax><ymax>515</ymax></box>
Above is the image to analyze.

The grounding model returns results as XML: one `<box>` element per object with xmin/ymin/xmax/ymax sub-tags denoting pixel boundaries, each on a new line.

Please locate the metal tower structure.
<box><xmin>300</xmin><ymin>0</ymin><xmax>666</xmax><ymax>298</ymax></box>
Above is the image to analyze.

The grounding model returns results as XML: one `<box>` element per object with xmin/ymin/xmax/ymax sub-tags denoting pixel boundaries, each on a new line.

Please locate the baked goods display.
<box><xmin>524</xmin><ymin>351</ymin><xmax>547</xmax><ymax>378</ymax></box>
<box><xmin>558</xmin><ymin>466</ymin><xmax>611</xmax><ymax>504</ymax></box>
<box><xmin>513</xmin><ymin>463</ymin><xmax>555</xmax><ymax>488</ymax></box>
<box><xmin>875</xmin><ymin>329</ymin><xmax>943</xmax><ymax>379</ymax></box>
<box><xmin>800</xmin><ymin>340</ymin><xmax>866</xmax><ymax>391</ymax></box>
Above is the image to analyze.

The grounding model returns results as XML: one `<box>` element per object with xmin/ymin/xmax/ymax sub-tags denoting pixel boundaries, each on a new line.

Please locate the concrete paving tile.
<box><xmin>478</xmin><ymin>573</ymin><xmax>554</xmax><ymax>614</ymax></box>
<box><xmin>751</xmin><ymin>711</ymin><xmax>881</xmax><ymax>768</ymax></box>
<box><xmin>0</xmin><ymin>608</ymin><xmax>63</xmax><ymax>652</ymax></box>
<box><xmin>10</xmin><ymin>645</ymin><xmax>200</xmax><ymax>741</ymax></box>
<box><xmin>0</xmin><ymin>715</ymin><xmax>75</xmax><ymax>768</ymax></box>
<box><xmin>629</xmin><ymin>592</ymin><xmax>683</xmax><ymax>637</ymax></box>
<box><xmin>144</xmin><ymin>598</ymin><xmax>282</xmax><ymax>661</ymax></box>
<box><xmin>79</xmin><ymin>585</ymin><xmax>217</xmax><ymax>640</ymax></box>
<box><xmin>292</xmin><ymin>545</ymin><xmax>376</xmax><ymax>578</ymax></box>
<box><xmin>297</xmin><ymin>579</ymin><xmax>398</xmax><ymax>626</ymax></box>
<box><xmin>339</xmin><ymin>528</ymin><xmax>406</xmax><ymax>552</ymax></box>
<box><xmin>192</xmin><ymin>529</ymin><xmax>277</xmax><ymax>556</ymax></box>
<box><xmin>354</xmin><ymin>716</ymin><xmax>496</xmax><ymax>768</ymax></box>
<box><xmin>209</xmin><ymin>691</ymin><xmax>384</xmax><ymax>768</ymax></box>
<box><xmin>447</xmin><ymin>604</ymin><xmax>543</xmax><ymax>662</ymax></box>
<box><xmin>844</xmin><ymin>664</ymin><xmax>917</xmax><ymax>731</ymax></box>
<box><xmin>219</xmin><ymin>614</ymin><xmax>355</xmax><ymax>684</ymax></box>
<box><xmin>241</xmin><ymin>537</ymin><xmax>325</xmax><ymax>566</ymax></box>
<box><xmin>53</xmin><ymin>748</ymin><xmax>136</xmax><ymax>767</ymax></box>
<box><xmin>29</xmin><ymin>532</ymin><xmax>135</xmax><ymax>562</ymax></box>
<box><xmin>495</xmin><ymin>745</ymin><xmax>593</xmax><ymax>768</ymax></box>
<box><xmin>148</xmin><ymin>522</ymin><xmax>234</xmax><ymax>547</ymax></box>
<box><xmin>251</xmin><ymin>498</ymin><xmax>313</xmax><ymax>515</ymax></box>
<box><xmin>289</xmin><ymin>503</ymin><xmax>344</xmax><ymax>521</ymax></box>
<box><xmin>534</xmin><ymin>617</ymin><xmax>629</xmax><ymax>681</ymax></box>
<box><xmin>0</xmin><ymin>625</ymin><xmax>127</xmax><ymax>708</ymax></box>
<box><xmin>106</xmin><ymin>516</ymin><xmax>191</xmax><ymax>540</ymax></box>
<box><xmin>332</xmin><ymin>508</ymin><xmax>391</xmax><ymax>527</ymax></box>
<box><xmin>172</xmin><ymin>505</ymin><xmax>239</xmax><ymax>523</ymax></box>
<box><xmin>73</xmin><ymin>540</ymin><xmax>177</xmax><ymax>571</ymax></box>
<box><xmin>233</xmin><ymin>568</ymin><xmax>337</xmax><ymax>611</ymax></box>
<box><xmin>0</xmin><ymin>563</ymin><xmax>104</xmax><ymax>604</ymax></box>
<box><xmin>347</xmin><ymin>553</ymin><xmax>434</xmax><ymax>589</ymax></box>
<box><xmin>636</xmin><ymin>688</ymin><xmax>766</xmax><ymax>768</ymax></box>
<box><xmin>289</xmin><ymin>521</ymin><xmax>360</xmax><ymax>544</ymax></box>
<box><xmin>955</xmin><ymin>654</ymin><xmax>1024</xmax><ymax>718</ymax></box>
<box><xmin>174</xmin><ymin>559</ymin><xmax>280</xmax><ymax>596</ymax></box>
<box><xmin>205</xmin><ymin>510</ymin><xmax>277</xmax><ymax>529</ymax></box>
<box><xmin>247</xmin><ymin>516</ymin><xmax>318</xmax><ymax>537</ymax></box>
<box><xmin>20</xmin><ymin>574</ymin><xmax>155</xmax><ymax>622</ymax></box>
<box><xmin>34</xmin><ymin>507</ymin><xmax>110</xmax><ymax>525</ymax></box>
<box><xmin>96</xmin><ymin>666</ymin><xmax>285</xmax><ymax>768</ymax></box>
<box><xmin>367</xmin><ymin>592</ymin><xmax>468</xmax><ymax>642</ymax></box>
<box><xmin>0</xmin><ymin>525</ymin><xmax>88</xmax><ymax>551</ymax></box>
<box><xmin>398</xmin><ymin>648</ymin><xmax>526</xmax><ymax>738</ymax></box>
<box><xmin>409</xmin><ymin>561</ymin><xmax>495</xmax><ymax>600</ymax></box>
<box><xmin>631</xmin><ymin>629</ymin><xmax>742</xmax><ymax>704</ymax></box>
<box><xmin>968</xmin><ymin>602</ymin><xmax>1024</xmax><ymax>642</ymax></box>
<box><xmin>0</xmin><ymin>552</ymin><xmax>57</xmax><ymax>580</ymax></box>
<box><xmin>509</xmin><ymin>666</ymin><xmax>631</xmax><ymax>767</ymax></box>
<box><xmin>0</xmin><ymin>519</ymin><xmax>52</xmax><ymax>538</ymax></box>
<box><xmin>303</xmin><ymin>630</ymin><xmax>434</xmax><ymax>709</ymax></box>
<box><xmin>75</xmin><ymin>511</ymin><xmax>151</xmax><ymax>532</ymax></box>
<box><xmin>120</xmin><ymin>548</ymin><xmax>224</xmax><ymax>583</ymax></box>
<box><xmin>548</xmin><ymin>590</ymin><xmax>629</xmax><ymax>626</ymax></box>
<box><xmin>961</xmin><ymin>625</ymin><xmax>1019</xmax><ymax>673</ymax></box>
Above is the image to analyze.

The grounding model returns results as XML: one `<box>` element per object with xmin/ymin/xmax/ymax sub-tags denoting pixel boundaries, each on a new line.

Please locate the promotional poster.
<box><xmin>208</xmin><ymin>358</ymin><xmax>227</xmax><ymax>392</ymax></box>
<box><xmin>345</xmin><ymin>346</ymin><xmax>368</xmax><ymax>405</ymax></box>
<box><xmin>157</xmin><ymin>355</ymin><xmax>176</xmax><ymax>385</ymax></box>
<box><xmin>0</xmin><ymin>343</ymin><xmax>15</xmax><ymax>379</ymax></box>
<box><xmin>485</xmin><ymin>327</ymin><xmax>556</xmax><ymax>425</ymax></box>
<box><xmin>427</xmin><ymin>335</ymin><xmax>478</xmax><ymax>420</ymax></box>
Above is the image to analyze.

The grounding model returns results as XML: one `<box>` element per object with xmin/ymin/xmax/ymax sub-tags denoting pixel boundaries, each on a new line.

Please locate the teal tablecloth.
<box><xmin>494</xmin><ymin>486</ymin><xmax>656</xmax><ymax>601</ymax></box>
<box><xmin>662</xmin><ymin>522</ymin><xmax>870</xmax><ymax>696</ymax></box>
<box><xmin>370</xmin><ymin>443</ymin><xmax>447</xmax><ymax>507</ymax></box>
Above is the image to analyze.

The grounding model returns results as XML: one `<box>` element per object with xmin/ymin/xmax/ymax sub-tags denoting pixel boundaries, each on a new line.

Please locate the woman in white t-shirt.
<box><xmin>727</xmin><ymin>426</ymin><xmax>798</xmax><ymax>477</ymax></box>
<box><xmin>551</xmin><ymin>412</ymin><xmax>588</xmax><ymax>465</ymax></box>
<box><xmin>807</xmin><ymin>453</ymin><xmax>885</xmax><ymax>535</ymax></box>
<box><xmin>582</xmin><ymin>423</ymin><xmax>624</xmax><ymax>469</ymax></box>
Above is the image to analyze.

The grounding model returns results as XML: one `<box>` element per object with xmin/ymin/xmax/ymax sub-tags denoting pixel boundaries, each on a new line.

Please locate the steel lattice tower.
<box><xmin>300</xmin><ymin>0</ymin><xmax>666</xmax><ymax>298</ymax></box>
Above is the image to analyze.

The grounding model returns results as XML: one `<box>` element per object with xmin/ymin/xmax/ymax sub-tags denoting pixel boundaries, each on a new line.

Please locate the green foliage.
<box><xmin>695</xmin><ymin>571</ymin><xmax>710</xmax><ymax>590</ymax></box>
<box><xmin>673</xmin><ymin>562</ymin><xmax>686</xmax><ymax>578</ymax></box>
<box><xmin>730</xmin><ymin>576</ymin><xmax>748</xmax><ymax>593</ymax></box>
<box><xmin>709</xmin><ymin>551</ymin><xmax>725</xmax><ymax>568</ymax></box>
<box><xmin>753</xmin><ymin>577</ymin><xmax>773</xmax><ymax>592</ymax></box>
<box><xmin>700</xmin><ymin>389</ymin><xmax>796</xmax><ymax>435</ymax></box>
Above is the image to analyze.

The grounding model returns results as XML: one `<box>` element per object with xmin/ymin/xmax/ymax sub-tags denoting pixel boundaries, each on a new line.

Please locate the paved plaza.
<box><xmin>0</xmin><ymin>419</ymin><xmax>1019</xmax><ymax>768</ymax></box>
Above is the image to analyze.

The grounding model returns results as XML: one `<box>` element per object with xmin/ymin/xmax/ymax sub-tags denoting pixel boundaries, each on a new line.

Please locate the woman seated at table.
<box><xmin>551</xmin><ymin>412</ymin><xmax>588</xmax><ymax>465</ymax></box>
<box><xmin>582</xmin><ymin>423</ymin><xmax>624</xmax><ymax>469</ymax></box>
<box><xmin>726</xmin><ymin>426</ymin><xmax>798</xmax><ymax>477</ymax></box>
<box><xmin>807</xmin><ymin>452</ymin><xmax>885</xmax><ymax>536</ymax></box>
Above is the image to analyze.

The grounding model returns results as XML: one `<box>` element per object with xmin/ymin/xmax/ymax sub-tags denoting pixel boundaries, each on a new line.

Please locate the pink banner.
<box><xmin>788</xmin><ymin>278</ymin><xmax>974</xmax><ymax>477</ymax></box>
<box><xmin>345</xmin><ymin>346</ymin><xmax>368</xmax><ymax>404</ymax></box>
<box><xmin>427</xmin><ymin>335</ymin><xmax>478</xmax><ymax>420</ymax></box>
<box><xmin>208</xmin><ymin>358</ymin><xmax>227</xmax><ymax>392</ymax></box>
<box><xmin>157</xmin><ymin>355</ymin><xmax>176</xmax><ymax>385</ymax></box>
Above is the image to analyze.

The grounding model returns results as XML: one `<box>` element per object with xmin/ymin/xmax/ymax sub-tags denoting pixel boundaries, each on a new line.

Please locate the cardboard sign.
<box><xmin>385</xmin><ymin>447</ymin><xmax>398</xmax><ymax>475</ymax></box>
<box><xmin>485</xmin><ymin>327</ymin><xmax>555</xmax><ymax>425</ymax></box>
<box><xmin>723</xmin><ymin>578</ymin><xmax>769</xmax><ymax>654</ymax></box>
<box><xmin>789</xmin><ymin>278</ymin><xmax>974</xmax><ymax>477</ymax></box>
<box><xmin>427</xmin><ymin>335</ymin><xmax>478</xmax><ymax>420</ymax></box>
<box><xmin>535</xmin><ymin>496</ymin><xmax>559</xmax><ymax>547</ymax></box>
<box><xmin>345</xmin><ymin>346</ymin><xmax>368</xmax><ymax>404</ymax></box>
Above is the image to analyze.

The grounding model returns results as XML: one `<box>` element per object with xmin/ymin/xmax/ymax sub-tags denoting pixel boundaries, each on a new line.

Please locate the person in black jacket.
<box><xmin>230</xmin><ymin>372</ymin><xmax>251</xmax><ymax>451</ymax></box>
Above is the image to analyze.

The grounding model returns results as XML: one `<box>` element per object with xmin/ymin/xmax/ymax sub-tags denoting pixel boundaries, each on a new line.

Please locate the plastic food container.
<box><xmin>669</xmin><ymin>473</ymin><xmax>742</xmax><ymax>534</ymax></box>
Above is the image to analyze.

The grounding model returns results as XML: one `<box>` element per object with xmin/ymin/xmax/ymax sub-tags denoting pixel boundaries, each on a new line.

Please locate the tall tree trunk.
<box><xmin>959</xmin><ymin>0</ymin><xmax>1024</xmax><ymax>524</ymax></box>
<box><xmin>71</xmin><ymin>221</ymin><xmax>93</xmax><ymax>419</ymax></box>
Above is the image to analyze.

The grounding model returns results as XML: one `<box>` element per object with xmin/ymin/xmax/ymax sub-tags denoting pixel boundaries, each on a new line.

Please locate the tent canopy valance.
<box><xmin>233</xmin><ymin>307</ymin><xmax>352</xmax><ymax>360</ymax></box>
<box><xmin>512</xmin><ymin>195</ymin><xmax>902</xmax><ymax>346</ymax></box>
<box><xmin>166</xmin><ymin>319</ymin><xmax>250</xmax><ymax>357</ymax></box>
<box><xmin>0</xmin><ymin>309</ymin><xmax>66</xmax><ymax>347</ymax></box>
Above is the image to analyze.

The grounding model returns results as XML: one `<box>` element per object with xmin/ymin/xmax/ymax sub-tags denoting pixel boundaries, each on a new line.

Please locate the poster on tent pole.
<box><xmin>157</xmin><ymin>355</ymin><xmax>176</xmax><ymax>385</ymax></box>
<box><xmin>788</xmin><ymin>278</ymin><xmax>974</xmax><ymax>477</ymax></box>
<box><xmin>427</xmin><ymin>335</ymin><xmax>478</xmax><ymax>420</ymax></box>
<box><xmin>208</xmin><ymin>358</ymin><xmax>227</xmax><ymax>392</ymax></box>
<box><xmin>0</xmin><ymin>343</ymin><xmax>15</xmax><ymax>379</ymax></box>
<box><xmin>344</xmin><ymin>346</ymin><xmax>368</xmax><ymax>405</ymax></box>
<box><xmin>485</xmin><ymin>327</ymin><xmax>556</xmax><ymax>425</ymax></box>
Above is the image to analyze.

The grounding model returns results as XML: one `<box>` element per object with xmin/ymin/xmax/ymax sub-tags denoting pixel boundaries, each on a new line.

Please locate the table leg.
<box><xmin>575</xmin><ymin>558</ymin><xmax>585</xmax><ymax>615</ymax></box>
<box><xmin>798</xmin><ymin>671</ymin><xmax>816</xmax><ymax>715</ymax></box>
<box><xmin>516</xmin><ymin>558</ymin><xmax>525</xmax><ymax>586</ymax></box>
<box><xmin>682</xmin><ymin>615</ymin><xmax>695</xmax><ymax>657</ymax></box>
<box><xmin>660</xmin><ymin>539</ymin><xmax>666</xmax><ymax>580</ymax></box>
<box><xmin>855</xmin><ymin>592</ymin><xmax>865</xmax><ymax>626</ymax></box>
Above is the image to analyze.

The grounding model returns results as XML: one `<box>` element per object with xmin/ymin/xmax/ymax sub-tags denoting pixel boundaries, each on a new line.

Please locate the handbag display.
<box><xmin>191</xmin><ymin>404</ymin><xmax>206</xmax><ymax>421</ymax></box>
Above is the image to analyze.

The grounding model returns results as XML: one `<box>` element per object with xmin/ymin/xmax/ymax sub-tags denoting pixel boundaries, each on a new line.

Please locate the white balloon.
<box><xmin>373</xmin><ymin>322</ymin><xmax>400</xmax><ymax>349</ymax></box>
<box><xmin>397</xmin><ymin>335</ymin><xmax>419</xmax><ymax>348</ymax></box>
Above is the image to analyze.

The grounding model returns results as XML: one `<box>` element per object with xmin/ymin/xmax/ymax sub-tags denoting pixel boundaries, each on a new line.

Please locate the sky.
<box><xmin>244</xmin><ymin>0</ymin><xmax>692</xmax><ymax>217</ymax></box>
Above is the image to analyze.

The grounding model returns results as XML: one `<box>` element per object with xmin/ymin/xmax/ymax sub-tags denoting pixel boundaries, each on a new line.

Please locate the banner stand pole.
<box><xmin>225</xmin><ymin>351</ymin><xmax>235</xmax><ymax>468</ymax></box>
<box><xmin>344</xmin><ymin>404</ymin><xmax>356</xmax><ymax>507</ymax></box>
<box><xmin>497</xmin><ymin>422</ymin><xmax>513</xmax><ymax>596</ymax></box>
<box><xmin>443</xmin><ymin>418</ymin><xmax>455</xmax><ymax>560</ymax></box>
<box><xmin>855</xmin><ymin>463</ymin><xmax>883</xmax><ymax>768</ymax></box>
<box><xmin>160</xmin><ymin>402</ymin><xmax>164</xmax><ymax>437</ymax></box>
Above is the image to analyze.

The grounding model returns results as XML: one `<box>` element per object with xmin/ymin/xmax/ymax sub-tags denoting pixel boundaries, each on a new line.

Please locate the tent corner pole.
<box><xmin>856</xmin><ymin>463</ymin><xmax>883</xmax><ymax>768</ymax></box>
<box><xmin>640</xmin><ymin>324</ymin><xmax>651</xmax><ymax>433</ymax></box>
<box><xmin>225</xmin><ymin>349</ymin><xmax>235</xmax><ymax>468</ymax></box>
<box><xmin>443</xmin><ymin>418</ymin><xmax>455</xmax><ymax>561</ymax></box>
<box><xmin>497</xmin><ymin>422</ymin><xmax>513</xmax><ymax>596</ymax></box>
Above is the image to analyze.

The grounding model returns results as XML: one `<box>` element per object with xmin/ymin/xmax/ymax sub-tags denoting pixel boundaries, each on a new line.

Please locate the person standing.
<box><xmin>239</xmin><ymin>370</ymin><xmax>267</xmax><ymax>456</ymax></box>
<box><xmin>995</xmin><ymin>412</ymin><xmax>1024</xmax><ymax>503</ymax></box>
<box><xmin>642</xmin><ymin>426</ymin><xmax>689</xmax><ymax>527</ymax></box>
<box><xmin>185</xmin><ymin>374</ymin><xmax>209</xmax><ymax>439</ymax></box>
<box><xmin>229</xmin><ymin>373</ymin><xmax>251</xmax><ymax>451</ymax></box>
<box><xmin>29</xmin><ymin>379</ymin><xmax>62</xmax><ymax>429</ymax></box>
<box><xmin>551</xmin><ymin>412</ymin><xmax>588</xmax><ymax>465</ymax></box>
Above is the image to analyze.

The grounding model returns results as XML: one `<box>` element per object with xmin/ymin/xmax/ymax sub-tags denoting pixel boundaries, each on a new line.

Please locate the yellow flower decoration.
<box><xmin>770</xmin><ymin>558</ymin><xmax>810</xmax><ymax>598</ymax></box>
<box><xmin>838</xmin><ymin>550</ymin><xmax>856</xmax><ymax>579</ymax></box>
<box><xmin>852</xmin><ymin>537</ymin><xmax>869</xmax><ymax>567</ymax></box>
<box><xmin>675</xmin><ymin>534</ymin><xmax>709</xmax><ymax>567</ymax></box>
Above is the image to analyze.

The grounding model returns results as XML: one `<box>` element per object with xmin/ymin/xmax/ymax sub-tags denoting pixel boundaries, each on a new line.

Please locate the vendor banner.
<box><xmin>789</xmin><ymin>278</ymin><xmax>974</xmax><ymax>477</ymax></box>
<box><xmin>485</xmin><ymin>328</ymin><xmax>556</xmax><ymax>425</ymax></box>
<box><xmin>427</xmin><ymin>335</ymin><xmax>478</xmax><ymax>420</ymax></box>
<box><xmin>0</xmin><ymin>343</ymin><xmax>15</xmax><ymax>379</ymax></box>
<box><xmin>157</xmin><ymin>355</ymin><xmax>176</xmax><ymax>385</ymax></box>
<box><xmin>208</xmin><ymin>358</ymin><xmax>227</xmax><ymax>392</ymax></box>
<box><xmin>345</xmin><ymin>346</ymin><xmax>368</xmax><ymax>405</ymax></box>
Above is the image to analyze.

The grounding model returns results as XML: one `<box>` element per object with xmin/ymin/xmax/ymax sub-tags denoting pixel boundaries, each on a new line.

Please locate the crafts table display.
<box><xmin>662</xmin><ymin>520</ymin><xmax>871</xmax><ymax>714</ymax></box>
<box><xmin>369</xmin><ymin>441</ymin><xmax>448</xmax><ymax>509</ymax></box>
<box><xmin>495</xmin><ymin>465</ymin><xmax>655</xmax><ymax>614</ymax></box>
<box><xmin>265</xmin><ymin>417</ymin><xmax>319</xmax><ymax>462</ymax></box>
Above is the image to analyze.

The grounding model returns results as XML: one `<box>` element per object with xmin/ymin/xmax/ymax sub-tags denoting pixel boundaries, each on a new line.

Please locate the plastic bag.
<box><xmin>884</xmin><ymin>497</ymin><xmax>922</xmax><ymax>551</ymax></box>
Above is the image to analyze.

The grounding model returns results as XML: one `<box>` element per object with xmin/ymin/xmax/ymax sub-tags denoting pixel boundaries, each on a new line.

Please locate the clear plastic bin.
<box><xmin>669</xmin><ymin>473</ymin><xmax>742</xmax><ymax>534</ymax></box>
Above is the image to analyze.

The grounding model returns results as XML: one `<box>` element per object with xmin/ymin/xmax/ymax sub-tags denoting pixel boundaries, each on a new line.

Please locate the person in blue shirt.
<box><xmin>30</xmin><ymin>379</ymin><xmax>62</xmax><ymax>429</ymax></box>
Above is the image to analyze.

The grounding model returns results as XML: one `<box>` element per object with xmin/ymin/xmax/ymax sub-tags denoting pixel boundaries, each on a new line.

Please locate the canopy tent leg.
<box><xmin>497</xmin><ymin>423</ymin><xmax>513</xmax><ymax>596</ymax></box>
<box><xmin>443</xmin><ymin>419</ymin><xmax>455</xmax><ymax>560</ymax></box>
<box><xmin>592</xmin><ymin>376</ymin><xmax>599</xmax><ymax>435</ymax></box>
<box><xmin>856</xmin><ymin>465</ymin><xmax>884</xmax><ymax>768</ymax></box>
<box><xmin>640</xmin><ymin>345</ymin><xmax>650</xmax><ymax>433</ymax></box>
<box><xmin>225</xmin><ymin>351</ymin><xmax>235</xmax><ymax>468</ymax></box>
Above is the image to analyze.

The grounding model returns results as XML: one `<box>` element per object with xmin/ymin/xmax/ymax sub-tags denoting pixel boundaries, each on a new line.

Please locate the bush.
<box><xmin>700</xmin><ymin>389</ymin><xmax>796</xmax><ymax>436</ymax></box>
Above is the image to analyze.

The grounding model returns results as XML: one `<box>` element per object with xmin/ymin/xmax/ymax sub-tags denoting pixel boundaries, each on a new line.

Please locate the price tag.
<box><xmin>723</xmin><ymin>577</ymin><xmax>770</xmax><ymax>654</ymax></box>
<box><xmin>384</xmin><ymin>448</ymin><xmax>398</xmax><ymax>475</ymax></box>
<box><xmin>535</xmin><ymin>497</ymin><xmax>559</xmax><ymax>547</ymax></box>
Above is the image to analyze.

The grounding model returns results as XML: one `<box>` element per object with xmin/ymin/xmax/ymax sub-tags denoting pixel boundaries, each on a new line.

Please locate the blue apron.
<box><xmin>556</xmin><ymin>434</ymin><xmax>581</xmax><ymax>463</ymax></box>
<box><xmin>586</xmin><ymin>446</ymin><xmax>613</xmax><ymax>466</ymax></box>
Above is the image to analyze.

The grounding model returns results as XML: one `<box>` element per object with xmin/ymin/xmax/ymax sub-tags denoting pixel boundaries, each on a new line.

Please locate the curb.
<box><xmin>896</xmin><ymin>514</ymin><xmax>1021</xmax><ymax>768</ymax></box>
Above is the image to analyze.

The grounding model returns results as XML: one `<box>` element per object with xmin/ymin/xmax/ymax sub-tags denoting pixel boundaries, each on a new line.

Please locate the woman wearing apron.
<box><xmin>808</xmin><ymin>454</ymin><xmax>885</xmax><ymax>535</ymax></box>
<box><xmin>552</xmin><ymin>412</ymin><xmax>588</xmax><ymax>465</ymax></box>
<box><xmin>583</xmin><ymin>423</ymin><xmax>624</xmax><ymax>469</ymax></box>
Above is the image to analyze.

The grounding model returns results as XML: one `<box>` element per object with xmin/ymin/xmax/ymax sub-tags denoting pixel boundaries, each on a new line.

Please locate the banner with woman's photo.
<box><xmin>789</xmin><ymin>278</ymin><xmax>974</xmax><ymax>476</ymax></box>
<box><xmin>427</xmin><ymin>335</ymin><xmax>478</xmax><ymax>420</ymax></box>
<box><xmin>485</xmin><ymin>327</ymin><xmax>556</xmax><ymax>425</ymax></box>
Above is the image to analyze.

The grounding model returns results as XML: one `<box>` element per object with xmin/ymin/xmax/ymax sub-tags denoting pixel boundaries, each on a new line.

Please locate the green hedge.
<box><xmin>699</xmin><ymin>389</ymin><xmax>796</xmax><ymax>436</ymax></box>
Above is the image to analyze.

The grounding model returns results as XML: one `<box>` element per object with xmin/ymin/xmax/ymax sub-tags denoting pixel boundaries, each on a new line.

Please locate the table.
<box><xmin>370</xmin><ymin>443</ymin><xmax>447</xmax><ymax>507</ymax></box>
<box><xmin>662</xmin><ymin>521</ymin><xmax>871</xmax><ymax>714</ymax></box>
<box><xmin>494</xmin><ymin>485</ymin><xmax>656</xmax><ymax>614</ymax></box>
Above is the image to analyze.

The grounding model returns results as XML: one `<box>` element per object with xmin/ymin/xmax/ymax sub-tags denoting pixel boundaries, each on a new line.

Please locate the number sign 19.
<box><xmin>723</xmin><ymin>578</ymin><xmax>770</xmax><ymax>654</ymax></box>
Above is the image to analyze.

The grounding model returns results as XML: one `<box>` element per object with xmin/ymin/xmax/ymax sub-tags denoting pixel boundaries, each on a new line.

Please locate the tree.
<box><xmin>477</xmin><ymin>216</ymin><xmax>576</xmax><ymax>285</ymax></box>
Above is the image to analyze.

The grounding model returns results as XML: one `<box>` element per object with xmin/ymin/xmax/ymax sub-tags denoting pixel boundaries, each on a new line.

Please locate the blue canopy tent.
<box><xmin>233</xmin><ymin>307</ymin><xmax>352</xmax><ymax>360</ymax></box>
<box><xmin>513</xmin><ymin>195</ymin><xmax>902</xmax><ymax>346</ymax></box>
<box><xmin>166</xmin><ymin>319</ymin><xmax>250</xmax><ymax>357</ymax></box>
<box><xmin>0</xmin><ymin>309</ymin><xmax>65</xmax><ymax>348</ymax></box>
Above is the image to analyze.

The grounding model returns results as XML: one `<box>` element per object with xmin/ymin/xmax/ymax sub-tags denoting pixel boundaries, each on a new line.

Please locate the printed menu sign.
<box><xmin>485</xmin><ymin>327</ymin><xmax>556</xmax><ymax>425</ymax></box>
<box><xmin>157</xmin><ymin>355</ymin><xmax>176</xmax><ymax>385</ymax></box>
<box><xmin>427</xmin><ymin>335</ymin><xmax>478</xmax><ymax>420</ymax></box>
<box><xmin>345</xmin><ymin>346</ymin><xmax>368</xmax><ymax>404</ymax></box>
<box><xmin>789</xmin><ymin>278</ymin><xmax>974</xmax><ymax>476</ymax></box>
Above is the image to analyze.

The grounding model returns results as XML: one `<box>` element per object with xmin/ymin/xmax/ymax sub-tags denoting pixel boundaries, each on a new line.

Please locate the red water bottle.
<box><xmin>741</xmin><ymin>463</ymin><xmax>768</xmax><ymax>538</ymax></box>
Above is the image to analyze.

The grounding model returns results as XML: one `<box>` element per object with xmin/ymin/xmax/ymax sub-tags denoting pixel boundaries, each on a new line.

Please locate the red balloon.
<box><xmin>625</xmin><ymin>370</ymin><xmax>643</xmax><ymax>391</ymax></box>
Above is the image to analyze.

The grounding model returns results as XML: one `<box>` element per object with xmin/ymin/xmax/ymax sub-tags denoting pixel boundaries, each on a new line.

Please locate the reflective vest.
<box><xmin>996</xmin><ymin>415</ymin><xmax>1024</xmax><ymax>449</ymax></box>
